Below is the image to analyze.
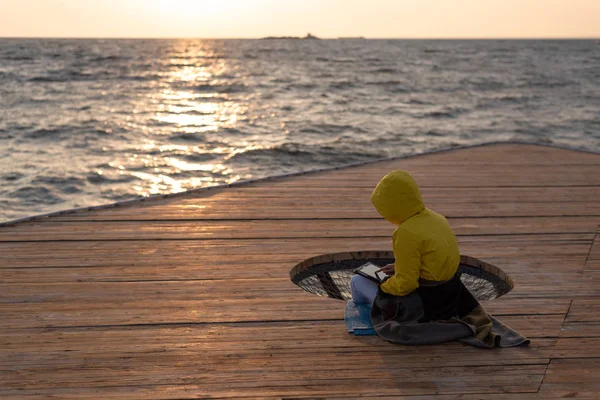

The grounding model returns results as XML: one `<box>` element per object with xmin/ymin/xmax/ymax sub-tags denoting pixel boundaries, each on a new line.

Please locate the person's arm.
<box><xmin>380</xmin><ymin>228</ymin><xmax>421</xmax><ymax>296</ymax></box>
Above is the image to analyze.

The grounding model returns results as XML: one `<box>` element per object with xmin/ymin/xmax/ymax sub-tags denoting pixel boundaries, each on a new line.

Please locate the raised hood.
<box><xmin>371</xmin><ymin>170</ymin><xmax>425</xmax><ymax>225</ymax></box>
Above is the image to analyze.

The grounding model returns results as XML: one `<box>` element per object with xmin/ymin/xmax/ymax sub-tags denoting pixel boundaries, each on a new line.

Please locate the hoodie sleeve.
<box><xmin>380</xmin><ymin>228</ymin><xmax>421</xmax><ymax>297</ymax></box>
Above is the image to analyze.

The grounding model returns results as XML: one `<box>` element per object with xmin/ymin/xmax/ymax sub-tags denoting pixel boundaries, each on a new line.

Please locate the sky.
<box><xmin>1</xmin><ymin>0</ymin><xmax>599</xmax><ymax>39</ymax></box>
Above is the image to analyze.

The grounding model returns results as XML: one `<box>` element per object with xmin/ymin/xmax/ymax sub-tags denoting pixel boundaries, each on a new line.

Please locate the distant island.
<box><xmin>261</xmin><ymin>33</ymin><xmax>320</xmax><ymax>40</ymax></box>
<box><xmin>338</xmin><ymin>36</ymin><xmax>366</xmax><ymax>40</ymax></box>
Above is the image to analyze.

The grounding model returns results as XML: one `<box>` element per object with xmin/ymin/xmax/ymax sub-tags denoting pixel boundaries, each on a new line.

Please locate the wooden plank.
<box><xmin>173</xmin><ymin>185</ymin><xmax>600</xmax><ymax>201</ymax></box>
<box><xmin>0</xmin><ymin>298</ymin><xmax>566</xmax><ymax>332</ymax></box>
<box><xmin>310</xmin><ymin>394</ymin><xmax>594</xmax><ymax>400</ymax></box>
<box><xmin>560</xmin><ymin>323</ymin><xmax>600</xmax><ymax>338</ymax></box>
<box><xmin>113</xmin><ymin>185</ymin><xmax>600</xmax><ymax>200</ymax></box>
<box><xmin>377</xmin><ymin>143</ymin><xmax>600</xmax><ymax>166</ymax></box>
<box><xmin>0</xmin><ymin>322</ymin><xmax>555</xmax><ymax>359</ymax></box>
<box><xmin>0</xmin><ymin>256</ymin><xmax>580</xmax><ymax>304</ymax></box>
<box><xmin>506</xmin><ymin>273</ymin><xmax>600</xmax><ymax>298</ymax></box>
<box><xmin>0</xmin><ymin>393</ymin><xmax>568</xmax><ymax>400</ymax></box>
<box><xmin>585</xmin><ymin>225</ymin><xmax>600</xmax><ymax>271</ymax></box>
<box><xmin>539</xmin><ymin>359</ymin><xmax>600</xmax><ymax>399</ymax></box>
<box><xmin>585</xmin><ymin>258</ymin><xmax>600</xmax><ymax>270</ymax></box>
<box><xmin>42</xmin><ymin>200</ymin><xmax>600</xmax><ymax>221</ymax></box>
<box><xmin>0</xmin><ymin>256</ymin><xmax>587</xmax><ymax>284</ymax></box>
<box><xmin>0</xmin><ymin>274</ymin><xmax>584</xmax><ymax>308</ymax></box>
<box><xmin>0</xmin><ymin>363</ymin><xmax>547</xmax><ymax>398</ymax></box>
<box><xmin>0</xmin><ymin>248</ymin><xmax>590</xmax><ymax>286</ymax></box>
<box><xmin>565</xmin><ymin>298</ymin><xmax>600</xmax><ymax>323</ymax></box>
<box><xmin>0</xmin><ymin>236</ymin><xmax>591</xmax><ymax>267</ymax></box>
<box><xmin>481</xmin><ymin>298</ymin><xmax>571</xmax><ymax>317</ymax></box>
<box><xmin>0</xmin><ymin>393</ymin><xmax>565</xmax><ymax>400</ymax></box>
<box><xmin>586</xmin><ymin>230</ymin><xmax>600</xmax><ymax>265</ymax></box>
<box><xmin>1</xmin><ymin>216</ymin><xmax>597</xmax><ymax>242</ymax></box>
<box><xmin>280</xmin><ymin>170</ymin><xmax>600</xmax><ymax>187</ymax></box>
<box><xmin>0</xmin><ymin>275</ymin><xmax>569</xmax><ymax>329</ymax></box>
<box><xmin>256</xmin><ymin>160</ymin><xmax>600</xmax><ymax>185</ymax></box>
<box><xmin>551</xmin><ymin>336</ymin><xmax>600</xmax><ymax>358</ymax></box>
<box><xmin>107</xmin><ymin>186</ymin><xmax>600</xmax><ymax>203</ymax></box>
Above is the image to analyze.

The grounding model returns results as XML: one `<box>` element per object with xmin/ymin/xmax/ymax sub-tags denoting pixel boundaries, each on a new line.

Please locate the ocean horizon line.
<box><xmin>1</xmin><ymin>36</ymin><xmax>599</xmax><ymax>41</ymax></box>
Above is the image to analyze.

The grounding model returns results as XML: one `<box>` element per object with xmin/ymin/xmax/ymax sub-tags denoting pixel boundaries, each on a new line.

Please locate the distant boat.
<box><xmin>261</xmin><ymin>33</ymin><xmax>320</xmax><ymax>40</ymax></box>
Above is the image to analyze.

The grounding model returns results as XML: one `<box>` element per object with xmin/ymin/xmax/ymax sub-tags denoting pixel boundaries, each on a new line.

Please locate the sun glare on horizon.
<box><xmin>1</xmin><ymin>1</ymin><xmax>599</xmax><ymax>39</ymax></box>
<box><xmin>152</xmin><ymin>0</ymin><xmax>246</xmax><ymax>20</ymax></box>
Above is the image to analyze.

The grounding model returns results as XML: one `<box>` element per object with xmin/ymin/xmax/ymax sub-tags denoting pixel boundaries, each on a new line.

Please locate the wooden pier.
<box><xmin>1</xmin><ymin>142</ymin><xmax>599</xmax><ymax>399</ymax></box>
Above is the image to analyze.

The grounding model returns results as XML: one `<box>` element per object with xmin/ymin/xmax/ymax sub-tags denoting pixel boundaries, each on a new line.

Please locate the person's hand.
<box><xmin>377</xmin><ymin>263</ymin><xmax>395</xmax><ymax>276</ymax></box>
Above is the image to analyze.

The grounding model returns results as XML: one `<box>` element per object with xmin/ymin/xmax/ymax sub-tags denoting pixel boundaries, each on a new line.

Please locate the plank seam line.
<box><xmin>536</xmin><ymin>299</ymin><xmax>573</xmax><ymax>393</ymax></box>
<box><xmin>1</xmin><ymin>231</ymin><xmax>595</xmax><ymax>243</ymax></box>
<box><xmin>159</xmin><ymin>383</ymin><xmax>549</xmax><ymax>400</ymax></box>
<box><xmin>12</xmin><ymin>318</ymin><xmax>345</xmax><ymax>330</ymax></box>
<box><xmin>164</xmin><ymin>390</ymin><xmax>548</xmax><ymax>400</ymax></box>
<box><xmin>0</xmin><ymin>265</ymin><xmax>292</xmax><ymax>270</ymax></box>
<box><xmin>556</xmin><ymin>334</ymin><xmax>600</xmax><ymax>338</ymax></box>
<box><xmin>0</xmin><ymin>310</ymin><xmax>570</xmax><ymax>321</ymax></box>
<box><xmin>267</xmin><ymin>394</ymin><xmax>543</xmax><ymax>400</ymax></box>
<box><xmin>537</xmin><ymin>360</ymin><xmax>554</xmax><ymax>393</ymax></box>
<box><xmin>31</xmin><ymin>214</ymin><xmax>600</xmax><ymax>223</ymax></box>
<box><xmin>3</xmin><ymin>319</ymin><xmax>566</xmax><ymax>331</ymax></box>
<box><xmin>0</xmin><ymin>376</ymin><xmax>550</xmax><ymax>397</ymax></box>
<box><xmin>2</xmin><ymin>140</ymin><xmax>598</xmax><ymax>227</ymax></box>
<box><xmin>584</xmin><ymin>225</ymin><xmax>599</xmax><ymax>268</ymax></box>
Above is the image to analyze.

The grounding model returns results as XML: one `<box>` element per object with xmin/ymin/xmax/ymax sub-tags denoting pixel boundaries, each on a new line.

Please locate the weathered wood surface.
<box><xmin>1</xmin><ymin>143</ymin><xmax>599</xmax><ymax>399</ymax></box>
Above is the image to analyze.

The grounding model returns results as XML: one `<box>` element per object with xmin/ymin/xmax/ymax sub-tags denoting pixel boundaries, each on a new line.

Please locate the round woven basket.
<box><xmin>290</xmin><ymin>251</ymin><xmax>514</xmax><ymax>302</ymax></box>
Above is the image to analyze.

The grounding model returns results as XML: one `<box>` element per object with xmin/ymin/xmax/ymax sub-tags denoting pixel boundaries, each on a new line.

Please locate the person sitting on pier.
<box><xmin>351</xmin><ymin>170</ymin><xmax>461</xmax><ymax>309</ymax></box>
<box><xmin>350</xmin><ymin>170</ymin><xmax>529</xmax><ymax>347</ymax></box>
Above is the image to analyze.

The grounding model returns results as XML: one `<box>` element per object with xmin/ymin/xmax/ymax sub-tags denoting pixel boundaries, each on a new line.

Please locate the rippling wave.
<box><xmin>0</xmin><ymin>39</ymin><xmax>599</xmax><ymax>222</ymax></box>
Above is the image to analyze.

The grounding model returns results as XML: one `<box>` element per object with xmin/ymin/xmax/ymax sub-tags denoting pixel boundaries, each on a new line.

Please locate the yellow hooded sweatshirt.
<box><xmin>371</xmin><ymin>170</ymin><xmax>460</xmax><ymax>297</ymax></box>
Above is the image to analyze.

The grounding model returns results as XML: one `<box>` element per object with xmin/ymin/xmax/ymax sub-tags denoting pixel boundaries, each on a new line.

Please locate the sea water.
<box><xmin>1</xmin><ymin>39</ymin><xmax>599</xmax><ymax>222</ymax></box>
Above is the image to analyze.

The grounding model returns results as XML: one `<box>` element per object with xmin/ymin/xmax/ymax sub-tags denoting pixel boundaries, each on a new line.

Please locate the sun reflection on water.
<box><xmin>83</xmin><ymin>40</ymin><xmax>296</xmax><ymax>201</ymax></box>
<box><xmin>112</xmin><ymin>41</ymin><xmax>260</xmax><ymax>197</ymax></box>
<box><xmin>153</xmin><ymin>99</ymin><xmax>245</xmax><ymax>131</ymax></box>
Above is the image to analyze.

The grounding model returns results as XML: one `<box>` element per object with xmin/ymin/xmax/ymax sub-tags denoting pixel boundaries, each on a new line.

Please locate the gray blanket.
<box><xmin>370</xmin><ymin>289</ymin><xmax>530</xmax><ymax>348</ymax></box>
